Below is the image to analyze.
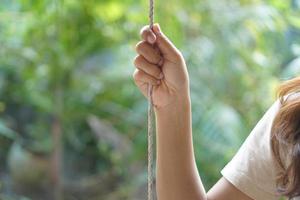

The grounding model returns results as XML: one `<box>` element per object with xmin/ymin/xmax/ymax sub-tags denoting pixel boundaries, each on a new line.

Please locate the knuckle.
<box><xmin>133</xmin><ymin>56</ymin><xmax>140</xmax><ymax>67</ymax></box>
<box><xmin>132</xmin><ymin>69</ymin><xmax>139</xmax><ymax>80</ymax></box>
<box><xmin>134</xmin><ymin>56</ymin><xmax>145</xmax><ymax>69</ymax></box>
<box><xmin>135</xmin><ymin>41</ymin><xmax>144</xmax><ymax>53</ymax></box>
<box><xmin>135</xmin><ymin>42</ymin><xmax>141</xmax><ymax>52</ymax></box>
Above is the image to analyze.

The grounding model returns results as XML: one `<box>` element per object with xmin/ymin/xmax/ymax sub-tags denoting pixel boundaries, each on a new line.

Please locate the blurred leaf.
<box><xmin>0</xmin><ymin>120</ymin><xmax>17</xmax><ymax>140</ymax></box>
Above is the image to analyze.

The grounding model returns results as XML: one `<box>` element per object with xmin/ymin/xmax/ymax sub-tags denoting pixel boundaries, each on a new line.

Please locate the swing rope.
<box><xmin>148</xmin><ymin>0</ymin><xmax>155</xmax><ymax>200</ymax></box>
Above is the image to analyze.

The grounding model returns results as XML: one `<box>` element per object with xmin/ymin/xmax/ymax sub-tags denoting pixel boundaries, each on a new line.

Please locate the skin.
<box><xmin>133</xmin><ymin>24</ymin><xmax>254</xmax><ymax>200</ymax></box>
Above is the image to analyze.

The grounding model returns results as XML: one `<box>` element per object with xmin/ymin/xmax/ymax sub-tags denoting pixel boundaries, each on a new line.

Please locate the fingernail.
<box><xmin>147</xmin><ymin>35</ymin><xmax>155</xmax><ymax>44</ymax></box>
<box><xmin>158</xmin><ymin>72</ymin><xmax>164</xmax><ymax>79</ymax></box>
<box><xmin>157</xmin><ymin>80</ymin><xmax>161</xmax><ymax>85</ymax></box>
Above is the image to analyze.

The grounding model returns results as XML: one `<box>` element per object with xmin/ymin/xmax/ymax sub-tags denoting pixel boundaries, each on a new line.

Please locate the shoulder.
<box><xmin>220</xmin><ymin>98</ymin><xmax>287</xmax><ymax>200</ymax></box>
<box><xmin>221</xmin><ymin>94</ymin><xmax>300</xmax><ymax>200</ymax></box>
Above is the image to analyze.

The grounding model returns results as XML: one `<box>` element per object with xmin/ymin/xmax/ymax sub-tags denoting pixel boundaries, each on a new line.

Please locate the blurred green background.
<box><xmin>0</xmin><ymin>0</ymin><xmax>299</xmax><ymax>199</ymax></box>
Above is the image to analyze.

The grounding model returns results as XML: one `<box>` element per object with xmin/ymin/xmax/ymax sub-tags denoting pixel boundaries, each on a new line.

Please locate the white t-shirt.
<box><xmin>221</xmin><ymin>98</ymin><xmax>300</xmax><ymax>200</ymax></box>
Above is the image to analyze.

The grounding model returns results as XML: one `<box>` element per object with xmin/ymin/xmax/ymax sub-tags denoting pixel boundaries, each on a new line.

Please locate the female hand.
<box><xmin>133</xmin><ymin>24</ymin><xmax>190</xmax><ymax>109</ymax></box>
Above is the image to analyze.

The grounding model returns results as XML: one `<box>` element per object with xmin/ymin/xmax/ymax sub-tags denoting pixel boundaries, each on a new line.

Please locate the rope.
<box><xmin>148</xmin><ymin>1</ymin><xmax>155</xmax><ymax>200</ymax></box>
<box><xmin>147</xmin><ymin>84</ymin><xmax>155</xmax><ymax>200</ymax></box>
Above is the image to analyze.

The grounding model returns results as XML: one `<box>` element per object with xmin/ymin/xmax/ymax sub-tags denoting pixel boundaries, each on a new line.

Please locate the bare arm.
<box><xmin>133</xmin><ymin>24</ymin><xmax>253</xmax><ymax>200</ymax></box>
<box><xmin>155</xmin><ymin>95</ymin><xmax>206</xmax><ymax>199</ymax></box>
<box><xmin>155</xmin><ymin>94</ymin><xmax>252</xmax><ymax>200</ymax></box>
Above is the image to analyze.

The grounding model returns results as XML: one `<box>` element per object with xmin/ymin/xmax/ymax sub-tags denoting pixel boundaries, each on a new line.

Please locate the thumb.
<box><xmin>152</xmin><ymin>24</ymin><xmax>182</xmax><ymax>59</ymax></box>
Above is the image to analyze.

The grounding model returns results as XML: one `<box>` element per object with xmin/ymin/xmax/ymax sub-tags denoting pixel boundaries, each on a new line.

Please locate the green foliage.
<box><xmin>0</xmin><ymin>0</ymin><xmax>299</xmax><ymax>198</ymax></box>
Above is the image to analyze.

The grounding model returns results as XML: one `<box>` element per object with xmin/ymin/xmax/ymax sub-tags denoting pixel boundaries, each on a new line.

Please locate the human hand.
<box><xmin>133</xmin><ymin>24</ymin><xmax>190</xmax><ymax>109</ymax></box>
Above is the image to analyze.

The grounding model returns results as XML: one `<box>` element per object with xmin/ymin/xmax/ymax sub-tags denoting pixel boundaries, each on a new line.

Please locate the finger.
<box><xmin>140</xmin><ymin>25</ymin><xmax>156</xmax><ymax>44</ymax></box>
<box><xmin>134</xmin><ymin>55</ymin><xmax>164</xmax><ymax>79</ymax></box>
<box><xmin>133</xmin><ymin>69</ymin><xmax>161</xmax><ymax>86</ymax></box>
<box><xmin>135</xmin><ymin>41</ymin><xmax>163</xmax><ymax>65</ymax></box>
<box><xmin>152</xmin><ymin>23</ymin><xmax>182</xmax><ymax>60</ymax></box>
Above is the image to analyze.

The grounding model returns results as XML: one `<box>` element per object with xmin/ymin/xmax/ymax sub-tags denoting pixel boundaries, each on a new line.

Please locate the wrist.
<box><xmin>154</xmin><ymin>94</ymin><xmax>191</xmax><ymax>115</ymax></box>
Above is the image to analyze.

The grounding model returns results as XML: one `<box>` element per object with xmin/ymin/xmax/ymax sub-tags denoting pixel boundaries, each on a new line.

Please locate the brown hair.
<box><xmin>271</xmin><ymin>77</ymin><xmax>300</xmax><ymax>198</ymax></box>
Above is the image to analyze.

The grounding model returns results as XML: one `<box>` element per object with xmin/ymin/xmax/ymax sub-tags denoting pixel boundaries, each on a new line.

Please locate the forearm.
<box><xmin>155</xmin><ymin>94</ymin><xmax>206</xmax><ymax>200</ymax></box>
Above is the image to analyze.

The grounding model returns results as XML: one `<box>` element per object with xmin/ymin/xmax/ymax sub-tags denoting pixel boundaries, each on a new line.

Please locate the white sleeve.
<box><xmin>221</xmin><ymin>100</ymin><xmax>282</xmax><ymax>200</ymax></box>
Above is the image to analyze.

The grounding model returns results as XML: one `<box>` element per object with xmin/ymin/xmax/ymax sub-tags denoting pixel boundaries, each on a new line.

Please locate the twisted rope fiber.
<box><xmin>148</xmin><ymin>0</ymin><xmax>155</xmax><ymax>200</ymax></box>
